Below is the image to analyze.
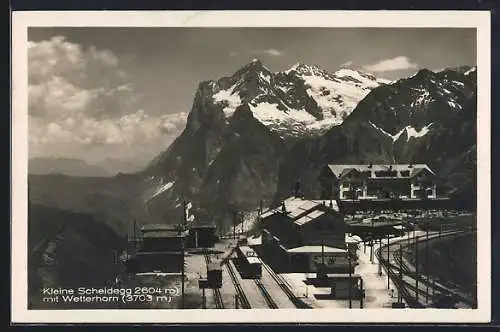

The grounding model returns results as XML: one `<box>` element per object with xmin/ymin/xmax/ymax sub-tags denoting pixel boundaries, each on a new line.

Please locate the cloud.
<box><xmin>230</xmin><ymin>48</ymin><xmax>284</xmax><ymax>58</ymax></box>
<box><xmin>362</xmin><ymin>56</ymin><xmax>418</xmax><ymax>73</ymax></box>
<box><xmin>29</xmin><ymin>110</ymin><xmax>188</xmax><ymax>146</ymax></box>
<box><xmin>253</xmin><ymin>48</ymin><xmax>283</xmax><ymax>56</ymax></box>
<box><xmin>341</xmin><ymin>60</ymin><xmax>353</xmax><ymax>67</ymax></box>
<box><xmin>28</xmin><ymin>36</ymin><xmax>188</xmax><ymax>154</ymax></box>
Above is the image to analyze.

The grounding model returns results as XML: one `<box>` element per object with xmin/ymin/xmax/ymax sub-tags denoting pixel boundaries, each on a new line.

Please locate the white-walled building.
<box><xmin>318</xmin><ymin>164</ymin><xmax>438</xmax><ymax>200</ymax></box>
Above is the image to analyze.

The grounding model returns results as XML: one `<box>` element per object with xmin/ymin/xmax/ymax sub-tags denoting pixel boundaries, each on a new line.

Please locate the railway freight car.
<box><xmin>235</xmin><ymin>246</ymin><xmax>262</xmax><ymax>279</ymax></box>
<box><xmin>207</xmin><ymin>262</ymin><xmax>223</xmax><ymax>288</ymax></box>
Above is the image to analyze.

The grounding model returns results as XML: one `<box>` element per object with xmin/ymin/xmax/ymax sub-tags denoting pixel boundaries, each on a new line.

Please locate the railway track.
<box><xmin>226</xmin><ymin>260</ymin><xmax>252</xmax><ymax>309</ymax></box>
<box><xmin>376</xmin><ymin>230</ymin><xmax>475</xmax><ymax>308</ymax></box>
<box><xmin>213</xmin><ymin>288</ymin><xmax>224</xmax><ymax>309</ymax></box>
<box><xmin>260</xmin><ymin>260</ymin><xmax>312</xmax><ymax>309</ymax></box>
<box><xmin>254</xmin><ymin>279</ymin><xmax>279</xmax><ymax>309</ymax></box>
<box><xmin>391</xmin><ymin>250</ymin><xmax>474</xmax><ymax>307</ymax></box>
<box><xmin>203</xmin><ymin>254</ymin><xmax>224</xmax><ymax>309</ymax></box>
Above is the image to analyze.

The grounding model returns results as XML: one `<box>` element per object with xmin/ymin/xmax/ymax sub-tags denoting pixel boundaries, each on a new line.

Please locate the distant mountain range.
<box><xmin>29</xmin><ymin>157</ymin><xmax>146</xmax><ymax>177</ymax></box>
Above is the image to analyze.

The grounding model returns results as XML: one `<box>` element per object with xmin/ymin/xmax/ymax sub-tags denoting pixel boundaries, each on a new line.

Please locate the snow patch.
<box><xmin>370</xmin><ymin>121</ymin><xmax>433</xmax><ymax>142</ymax></box>
<box><xmin>464</xmin><ymin>66</ymin><xmax>476</xmax><ymax>76</ymax></box>
<box><xmin>376</xmin><ymin>78</ymin><xmax>392</xmax><ymax>85</ymax></box>
<box><xmin>369</xmin><ymin>121</ymin><xmax>399</xmax><ymax>141</ymax></box>
<box><xmin>249</xmin><ymin>102</ymin><xmax>316</xmax><ymax>124</ymax></box>
<box><xmin>301</xmin><ymin>73</ymin><xmax>375</xmax><ymax>126</ymax></box>
<box><xmin>259</xmin><ymin>72</ymin><xmax>271</xmax><ymax>85</ymax></box>
<box><xmin>405</xmin><ymin>123</ymin><xmax>433</xmax><ymax>141</ymax></box>
<box><xmin>411</xmin><ymin>91</ymin><xmax>431</xmax><ymax>107</ymax></box>
<box><xmin>213</xmin><ymin>86</ymin><xmax>242</xmax><ymax>117</ymax></box>
<box><xmin>148</xmin><ymin>181</ymin><xmax>175</xmax><ymax>201</ymax></box>
<box><xmin>447</xmin><ymin>101</ymin><xmax>462</xmax><ymax>110</ymax></box>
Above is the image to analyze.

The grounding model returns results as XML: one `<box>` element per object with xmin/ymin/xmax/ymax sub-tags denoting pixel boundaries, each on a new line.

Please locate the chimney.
<box><xmin>409</xmin><ymin>162</ymin><xmax>413</xmax><ymax>168</ymax></box>
<box><xmin>281</xmin><ymin>201</ymin><xmax>287</xmax><ymax>213</ymax></box>
<box><xmin>368</xmin><ymin>162</ymin><xmax>373</xmax><ymax>168</ymax></box>
<box><xmin>360</xmin><ymin>160</ymin><xmax>364</xmax><ymax>165</ymax></box>
<box><xmin>329</xmin><ymin>200</ymin><xmax>333</xmax><ymax>208</ymax></box>
<box><xmin>293</xmin><ymin>180</ymin><xmax>302</xmax><ymax>198</ymax></box>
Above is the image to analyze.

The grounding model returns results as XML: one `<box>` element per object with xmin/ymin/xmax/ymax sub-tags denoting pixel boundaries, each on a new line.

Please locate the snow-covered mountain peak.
<box><xmin>286</xmin><ymin>63</ymin><xmax>329</xmax><ymax>77</ymax></box>
<box><xmin>237</xmin><ymin>58</ymin><xmax>269</xmax><ymax>73</ymax></box>
<box><xmin>207</xmin><ymin>61</ymin><xmax>387</xmax><ymax>137</ymax></box>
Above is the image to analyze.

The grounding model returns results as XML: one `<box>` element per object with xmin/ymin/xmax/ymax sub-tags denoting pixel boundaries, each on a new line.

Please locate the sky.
<box><xmin>27</xmin><ymin>27</ymin><xmax>476</xmax><ymax>167</ymax></box>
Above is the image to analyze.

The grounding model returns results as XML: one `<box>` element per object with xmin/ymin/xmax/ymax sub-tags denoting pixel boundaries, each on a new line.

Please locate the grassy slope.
<box><xmin>28</xmin><ymin>203</ymin><xmax>127</xmax><ymax>309</ymax></box>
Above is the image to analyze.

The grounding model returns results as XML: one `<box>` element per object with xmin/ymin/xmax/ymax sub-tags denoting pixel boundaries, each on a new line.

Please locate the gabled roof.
<box><xmin>140</xmin><ymin>224</ymin><xmax>178</xmax><ymax>232</ymax></box>
<box><xmin>294</xmin><ymin>209</ymin><xmax>326</xmax><ymax>226</ymax></box>
<box><xmin>259</xmin><ymin>197</ymin><xmax>341</xmax><ymax>227</ymax></box>
<box><xmin>142</xmin><ymin>231</ymin><xmax>188</xmax><ymax>238</ymax></box>
<box><xmin>326</xmin><ymin>164</ymin><xmax>435</xmax><ymax>180</ymax></box>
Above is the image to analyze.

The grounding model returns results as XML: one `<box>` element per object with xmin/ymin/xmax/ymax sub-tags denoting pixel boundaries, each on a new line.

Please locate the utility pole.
<box><xmin>180</xmin><ymin>201</ymin><xmax>186</xmax><ymax>309</ymax></box>
<box><xmin>233</xmin><ymin>211</ymin><xmax>236</xmax><ymax>240</ymax></box>
<box><xmin>399</xmin><ymin>243</ymin><xmax>403</xmax><ymax>303</ymax></box>
<box><xmin>125</xmin><ymin>233</ymin><xmax>129</xmax><ymax>260</ymax></box>
<box><xmin>235</xmin><ymin>294</ymin><xmax>239</xmax><ymax>309</ymax></box>
<box><xmin>241</xmin><ymin>212</ymin><xmax>245</xmax><ymax>235</ymax></box>
<box><xmin>370</xmin><ymin>220</ymin><xmax>374</xmax><ymax>263</ymax></box>
<box><xmin>378</xmin><ymin>241</ymin><xmax>382</xmax><ymax>276</ymax></box>
<box><xmin>348</xmin><ymin>252</ymin><xmax>352</xmax><ymax>309</ymax></box>
<box><xmin>407</xmin><ymin>223</ymin><xmax>411</xmax><ymax>247</ymax></box>
<box><xmin>182</xmin><ymin>200</ymin><xmax>187</xmax><ymax>230</ymax></box>
<box><xmin>387</xmin><ymin>232</ymin><xmax>390</xmax><ymax>289</ymax></box>
<box><xmin>321</xmin><ymin>239</ymin><xmax>325</xmax><ymax>268</ymax></box>
<box><xmin>415</xmin><ymin>233</ymin><xmax>419</xmax><ymax>303</ymax></box>
<box><xmin>426</xmin><ymin>228</ymin><xmax>429</xmax><ymax>303</ymax></box>
<box><xmin>133</xmin><ymin>219</ymin><xmax>137</xmax><ymax>249</ymax></box>
<box><xmin>359</xmin><ymin>278</ymin><xmax>364</xmax><ymax>309</ymax></box>
<box><xmin>202</xmin><ymin>288</ymin><xmax>206</xmax><ymax>309</ymax></box>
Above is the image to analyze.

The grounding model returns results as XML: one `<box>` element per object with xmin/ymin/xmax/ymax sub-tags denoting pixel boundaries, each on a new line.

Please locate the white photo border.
<box><xmin>11</xmin><ymin>10</ymin><xmax>491</xmax><ymax>324</ymax></box>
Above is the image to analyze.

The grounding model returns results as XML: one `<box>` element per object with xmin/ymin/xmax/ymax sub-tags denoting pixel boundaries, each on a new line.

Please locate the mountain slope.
<box><xmin>141</xmin><ymin>60</ymin><xmax>388</xmax><ymax>227</ymax></box>
<box><xmin>28</xmin><ymin>203</ymin><xmax>126</xmax><ymax>308</ymax></box>
<box><xmin>28</xmin><ymin>173</ymin><xmax>147</xmax><ymax>236</ymax></box>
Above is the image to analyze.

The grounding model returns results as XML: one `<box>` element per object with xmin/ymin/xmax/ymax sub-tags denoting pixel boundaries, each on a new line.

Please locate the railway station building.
<box><xmin>126</xmin><ymin>224</ymin><xmax>187</xmax><ymax>273</ymax></box>
<box><xmin>318</xmin><ymin>163</ymin><xmax>437</xmax><ymax>200</ymax></box>
<box><xmin>258</xmin><ymin>196</ymin><xmax>354</xmax><ymax>273</ymax></box>
<box><xmin>187</xmin><ymin>225</ymin><xmax>217</xmax><ymax>248</ymax></box>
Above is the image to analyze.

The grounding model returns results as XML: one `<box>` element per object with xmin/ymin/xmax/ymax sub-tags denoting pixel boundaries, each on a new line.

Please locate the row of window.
<box><xmin>346</xmin><ymin>170</ymin><xmax>413</xmax><ymax>178</ymax></box>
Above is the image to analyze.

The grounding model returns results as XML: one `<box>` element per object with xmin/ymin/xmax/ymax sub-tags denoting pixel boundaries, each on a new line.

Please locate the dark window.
<box><xmin>374</xmin><ymin>170</ymin><xmax>398</xmax><ymax>177</ymax></box>
<box><xmin>400</xmin><ymin>170</ymin><xmax>410</xmax><ymax>177</ymax></box>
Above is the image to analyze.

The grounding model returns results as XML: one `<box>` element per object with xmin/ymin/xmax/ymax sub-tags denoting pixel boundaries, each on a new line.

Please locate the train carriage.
<box><xmin>207</xmin><ymin>262</ymin><xmax>223</xmax><ymax>288</ymax></box>
<box><xmin>235</xmin><ymin>245</ymin><xmax>262</xmax><ymax>279</ymax></box>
